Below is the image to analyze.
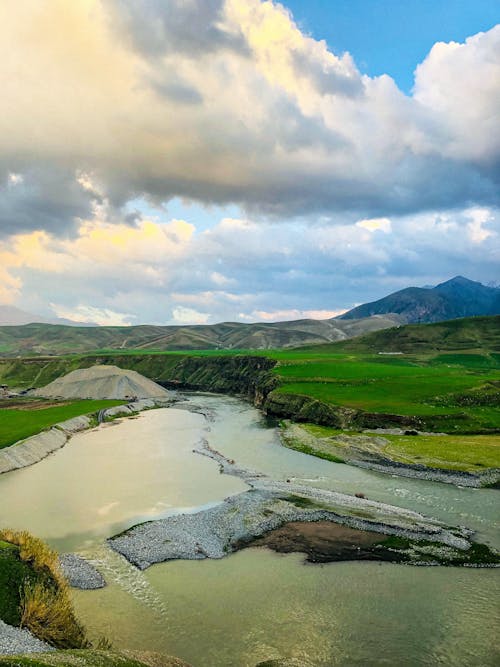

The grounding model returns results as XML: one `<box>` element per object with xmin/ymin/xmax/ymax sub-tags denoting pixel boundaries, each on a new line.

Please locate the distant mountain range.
<box><xmin>0</xmin><ymin>315</ymin><xmax>402</xmax><ymax>356</ymax></box>
<box><xmin>0</xmin><ymin>276</ymin><xmax>498</xmax><ymax>355</ymax></box>
<box><xmin>340</xmin><ymin>276</ymin><xmax>500</xmax><ymax>324</ymax></box>
<box><xmin>0</xmin><ymin>305</ymin><xmax>93</xmax><ymax>327</ymax></box>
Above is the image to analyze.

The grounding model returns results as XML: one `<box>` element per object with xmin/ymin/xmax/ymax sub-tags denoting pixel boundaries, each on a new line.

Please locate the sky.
<box><xmin>0</xmin><ymin>0</ymin><xmax>499</xmax><ymax>326</ymax></box>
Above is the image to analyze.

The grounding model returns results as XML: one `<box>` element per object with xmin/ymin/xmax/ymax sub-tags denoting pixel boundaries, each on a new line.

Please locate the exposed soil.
<box><xmin>0</xmin><ymin>399</ymin><xmax>71</xmax><ymax>411</ymax></box>
<box><xmin>239</xmin><ymin>521</ymin><xmax>405</xmax><ymax>564</ymax></box>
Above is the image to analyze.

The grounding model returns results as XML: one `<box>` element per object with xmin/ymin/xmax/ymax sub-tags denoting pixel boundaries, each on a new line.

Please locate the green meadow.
<box><xmin>270</xmin><ymin>350</ymin><xmax>500</xmax><ymax>430</ymax></box>
<box><xmin>301</xmin><ymin>423</ymin><xmax>500</xmax><ymax>472</ymax></box>
<box><xmin>0</xmin><ymin>400</ymin><xmax>124</xmax><ymax>449</ymax></box>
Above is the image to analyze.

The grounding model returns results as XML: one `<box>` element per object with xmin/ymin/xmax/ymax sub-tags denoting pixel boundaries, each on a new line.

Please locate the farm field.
<box><xmin>0</xmin><ymin>399</ymin><xmax>124</xmax><ymax>449</ymax></box>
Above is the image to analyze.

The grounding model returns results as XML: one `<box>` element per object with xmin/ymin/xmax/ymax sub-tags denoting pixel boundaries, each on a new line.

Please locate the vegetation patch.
<box><xmin>0</xmin><ymin>541</ymin><xmax>37</xmax><ymax>626</ymax></box>
<box><xmin>0</xmin><ymin>400</ymin><xmax>124</xmax><ymax>449</ymax></box>
<box><xmin>0</xmin><ymin>650</ymin><xmax>189</xmax><ymax>667</ymax></box>
<box><xmin>296</xmin><ymin>422</ymin><xmax>500</xmax><ymax>473</ymax></box>
<box><xmin>0</xmin><ymin>530</ymin><xmax>87</xmax><ymax>648</ymax></box>
<box><xmin>280</xmin><ymin>431</ymin><xmax>345</xmax><ymax>464</ymax></box>
<box><xmin>377</xmin><ymin>536</ymin><xmax>500</xmax><ymax>566</ymax></box>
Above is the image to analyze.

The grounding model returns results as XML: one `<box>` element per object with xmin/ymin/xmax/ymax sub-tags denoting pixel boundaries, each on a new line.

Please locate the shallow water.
<box><xmin>2</xmin><ymin>393</ymin><xmax>499</xmax><ymax>666</ymax></box>
<box><xmin>191</xmin><ymin>394</ymin><xmax>500</xmax><ymax>549</ymax></box>
<box><xmin>73</xmin><ymin>550</ymin><xmax>500</xmax><ymax>667</ymax></box>
<box><xmin>0</xmin><ymin>406</ymin><xmax>246</xmax><ymax>551</ymax></box>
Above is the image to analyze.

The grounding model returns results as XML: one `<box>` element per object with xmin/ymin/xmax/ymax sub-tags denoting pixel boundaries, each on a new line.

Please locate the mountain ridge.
<box><xmin>339</xmin><ymin>276</ymin><xmax>500</xmax><ymax>324</ymax></box>
<box><xmin>0</xmin><ymin>314</ymin><xmax>403</xmax><ymax>356</ymax></box>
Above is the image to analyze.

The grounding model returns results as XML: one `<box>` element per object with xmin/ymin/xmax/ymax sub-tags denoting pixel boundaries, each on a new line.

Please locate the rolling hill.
<box><xmin>340</xmin><ymin>276</ymin><xmax>500</xmax><ymax>324</ymax></box>
<box><xmin>0</xmin><ymin>314</ymin><xmax>402</xmax><ymax>356</ymax></box>
<box><xmin>314</xmin><ymin>315</ymin><xmax>500</xmax><ymax>354</ymax></box>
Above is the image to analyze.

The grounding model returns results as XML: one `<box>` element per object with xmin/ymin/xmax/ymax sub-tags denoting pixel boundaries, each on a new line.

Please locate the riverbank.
<box><xmin>280</xmin><ymin>422</ymin><xmax>500</xmax><ymax>488</ymax></box>
<box><xmin>107</xmin><ymin>437</ymin><xmax>499</xmax><ymax>569</ymax></box>
<box><xmin>0</xmin><ymin>398</ymin><xmax>176</xmax><ymax>475</ymax></box>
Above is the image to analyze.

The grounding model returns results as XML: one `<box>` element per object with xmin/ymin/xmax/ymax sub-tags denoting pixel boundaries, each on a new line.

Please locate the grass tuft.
<box><xmin>0</xmin><ymin>529</ymin><xmax>88</xmax><ymax>649</ymax></box>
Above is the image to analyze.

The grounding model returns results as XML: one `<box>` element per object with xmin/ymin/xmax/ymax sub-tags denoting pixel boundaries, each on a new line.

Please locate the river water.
<box><xmin>1</xmin><ymin>394</ymin><xmax>499</xmax><ymax>666</ymax></box>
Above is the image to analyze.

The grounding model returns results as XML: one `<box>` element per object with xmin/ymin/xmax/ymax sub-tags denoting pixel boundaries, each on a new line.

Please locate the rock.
<box><xmin>59</xmin><ymin>554</ymin><xmax>106</xmax><ymax>590</ymax></box>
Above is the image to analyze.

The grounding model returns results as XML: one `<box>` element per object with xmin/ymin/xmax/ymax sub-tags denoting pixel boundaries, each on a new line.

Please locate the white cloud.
<box><xmin>172</xmin><ymin>306</ymin><xmax>210</xmax><ymax>325</ymax></box>
<box><xmin>7</xmin><ymin>172</ymin><xmax>23</xmax><ymax>186</ymax></box>
<box><xmin>413</xmin><ymin>26</ymin><xmax>500</xmax><ymax>162</ymax></box>
<box><xmin>356</xmin><ymin>218</ymin><xmax>392</xmax><ymax>233</ymax></box>
<box><xmin>50</xmin><ymin>303</ymin><xmax>134</xmax><ymax>326</ymax></box>
<box><xmin>210</xmin><ymin>271</ymin><xmax>235</xmax><ymax>286</ymax></box>
<box><xmin>0</xmin><ymin>1</ymin><xmax>498</xmax><ymax>238</ymax></box>
<box><xmin>0</xmin><ymin>199</ymin><xmax>498</xmax><ymax>325</ymax></box>
<box><xmin>248</xmin><ymin>308</ymin><xmax>346</xmax><ymax>322</ymax></box>
<box><xmin>467</xmin><ymin>208</ymin><xmax>495</xmax><ymax>243</ymax></box>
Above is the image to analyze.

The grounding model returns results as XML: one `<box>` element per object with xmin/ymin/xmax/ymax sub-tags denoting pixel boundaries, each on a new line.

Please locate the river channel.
<box><xmin>1</xmin><ymin>394</ymin><xmax>499</xmax><ymax>666</ymax></box>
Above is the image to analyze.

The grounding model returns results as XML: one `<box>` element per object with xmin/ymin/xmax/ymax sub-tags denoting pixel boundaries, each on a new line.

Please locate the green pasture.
<box><xmin>0</xmin><ymin>400</ymin><xmax>124</xmax><ymax>449</ymax></box>
<box><xmin>300</xmin><ymin>423</ymin><xmax>500</xmax><ymax>472</ymax></box>
<box><xmin>272</xmin><ymin>351</ymin><xmax>500</xmax><ymax>428</ymax></box>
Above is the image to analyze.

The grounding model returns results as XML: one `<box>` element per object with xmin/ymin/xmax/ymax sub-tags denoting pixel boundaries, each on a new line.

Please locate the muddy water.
<box><xmin>191</xmin><ymin>394</ymin><xmax>500</xmax><ymax>549</ymax></box>
<box><xmin>2</xmin><ymin>393</ymin><xmax>499</xmax><ymax>666</ymax></box>
<box><xmin>0</xmin><ymin>406</ymin><xmax>246</xmax><ymax>552</ymax></box>
<box><xmin>73</xmin><ymin>550</ymin><xmax>500</xmax><ymax>667</ymax></box>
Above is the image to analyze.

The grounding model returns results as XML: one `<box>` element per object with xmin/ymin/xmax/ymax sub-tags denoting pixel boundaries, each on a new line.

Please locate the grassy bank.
<box><xmin>0</xmin><ymin>400</ymin><xmax>125</xmax><ymax>450</ymax></box>
<box><xmin>0</xmin><ymin>317</ymin><xmax>498</xmax><ymax>438</ymax></box>
<box><xmin>284</xmin><ymin>422</ymin><xmax>500</xmax><ymax>474</ymax></box>
<box><xmin>271</xmin><ymin>351</ymin><xmax>500</xmax><ymax>431</ymax></box>
<box><xmin>0</xmin><ymin>530</ymin><xmax>87</xmax><ymax>648</ymax></box>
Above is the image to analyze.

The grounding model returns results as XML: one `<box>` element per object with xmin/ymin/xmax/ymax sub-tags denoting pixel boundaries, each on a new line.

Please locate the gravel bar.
<box><xmin>109</xmin><ymin>440</ymin><xmax>472</xmax><ymax>569</ymax></box>
<box><xmin>0</xmin><ymin>620</ymin><xmax>53</xmax><ymax>655</ymax></box>
<box><xmin>59</xmin><ymin>553</ymin><xmax>106</xmax><ymax>590</ymax></box>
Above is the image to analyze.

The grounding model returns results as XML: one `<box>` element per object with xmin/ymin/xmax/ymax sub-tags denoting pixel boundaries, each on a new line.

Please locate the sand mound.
<box><xmin>32</xmin><ymin>365</ymin><xmax>172</xmax><ymax>400</ymax></box>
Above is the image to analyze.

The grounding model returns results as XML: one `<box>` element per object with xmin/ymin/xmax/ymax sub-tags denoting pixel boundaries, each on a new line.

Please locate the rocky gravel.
<box><xmin>108</xmin><ymin>441</ymin><xmax>473</xmax><ymax>570</ymax></box>
<box><xmin>0</xmin><ymin>620</ymin><xmax>53</xmax><ymax>655</ymax></box>
<box><xmin>59</xmin><ymin>553</ymin><xmax>106</xmax><ymax>590</ymax></box>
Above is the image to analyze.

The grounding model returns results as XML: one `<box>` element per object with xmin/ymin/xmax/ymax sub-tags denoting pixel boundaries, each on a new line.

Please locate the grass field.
<box><xmin>270</xmin><ymin>350</ymin><xmax>500</xmax><ymax>430</ymax></box>
<box><xmin>0</xmin><ymin>319</ymin><xmax>498</xmax><ymax>435</ymax></box>
<box><xmin>0</xmin><ymin>400</ymin><xmax>124</xmax><ymax>449</ymax></box>
<box><xmin>301</xmin><ymin>423</ymin><xmax>500</xmax><ymax>472</ymax></box>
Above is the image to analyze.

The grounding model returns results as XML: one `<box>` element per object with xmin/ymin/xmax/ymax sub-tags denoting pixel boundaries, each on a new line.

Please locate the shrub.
<box><xmin>20</xmin><ymin>581</ymin><xmax>88</xmax><ymax>648</ymax></box>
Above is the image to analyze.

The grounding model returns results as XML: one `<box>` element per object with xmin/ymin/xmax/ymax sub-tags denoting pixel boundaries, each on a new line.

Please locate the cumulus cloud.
<box><xmin>0</xmin><ymin>0</ymin><xmax>498</xmax><ymax>239</ymax></box>
<box><xmin>50</xmin><ymin>304</ymin><xmax>134</xmax><ymax>326</ymax></box>
<box><xmin>172</xmin><ymin>307</ymin><xmax>211</xmax><ymax>325</ymax></box>
<box><xmin>1</xmin><ymin>206</ymin><xmax>498</xmax><ymax>324</ymax></box>
<box><xmin>1</xmin><ymin>1</ymin><xmax>499</xmax><ymax>323</ymax></box>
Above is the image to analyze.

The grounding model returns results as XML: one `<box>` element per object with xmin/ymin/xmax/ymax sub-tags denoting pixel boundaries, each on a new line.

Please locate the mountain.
<box><xmin>0</xmin><ymin>305</ymin><xmax>53</xmax><ymax>326</ymax></box>
<box><xmin>0</xmin><ymin>314</ymin><xmax>402</xmax><ymax>356</ymax></box>
<box><xmin>0</xmin><ymin>305</ymin><xmax>95</xmax><ymax>327</ymax></box>
<box><xmin>339</xmin><ymin>276</ymin><xmax>500</xmax><ymax>324</ymax></box>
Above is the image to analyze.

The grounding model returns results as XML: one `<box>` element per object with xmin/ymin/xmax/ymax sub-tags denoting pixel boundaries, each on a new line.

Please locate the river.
<box><xmin>1</xmin><ymin>394</ymin><xmax>499</xmax><ymax>666</ymax></box>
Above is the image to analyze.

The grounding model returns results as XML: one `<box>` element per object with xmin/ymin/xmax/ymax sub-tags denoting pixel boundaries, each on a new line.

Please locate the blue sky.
<box><xmin>286</xmin><ymin>0</ymin><xmax>499</xmax><ymax>92</ymax></box>
<box><xmin>0</xmin><ymin>1</ymin><xmax>499</xmax><ymax>325</ymax></box>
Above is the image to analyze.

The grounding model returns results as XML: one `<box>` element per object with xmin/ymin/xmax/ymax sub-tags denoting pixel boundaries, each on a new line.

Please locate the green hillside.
<box><xmin>0</xmin><ymin>315</ymin><xmax>401</xmax><ymax>356</ymax></box>
<box><xmin>298</xmin><ymin>315</ymin><xmax>500</xmax><ymax>355</ymax></box>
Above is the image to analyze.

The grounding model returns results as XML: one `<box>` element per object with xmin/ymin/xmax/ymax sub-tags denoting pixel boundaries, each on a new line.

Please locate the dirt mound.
<box><xmin>31</xmin><ymin>365</ymin><xmax>172</xmax><ymax>400</ymax></box>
